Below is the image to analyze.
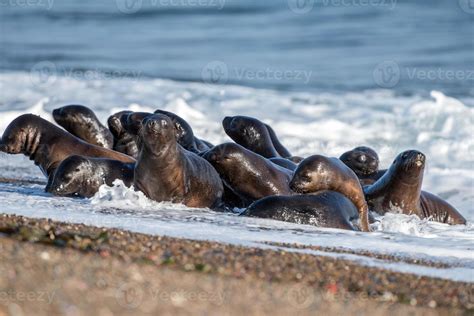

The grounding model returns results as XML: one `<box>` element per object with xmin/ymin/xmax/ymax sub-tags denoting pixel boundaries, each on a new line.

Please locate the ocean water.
<box><xmin>0</xmin><ymin>74</ymin><xmax>473</xmax><ymax>282</ymax></box>
<box><xmin>0</xmin><ymin>0</ymin><xmax>473</xmax><ymax>98</ymax></box>
<box><xmin>0</xmin><ymin>1</ymin><xmax>473</xmax><ymax>280</ymax></box>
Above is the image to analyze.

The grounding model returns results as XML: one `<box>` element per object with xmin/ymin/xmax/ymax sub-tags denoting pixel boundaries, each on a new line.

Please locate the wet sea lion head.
<box><xmin>391</xmin><ymin>149</ymin><xmax>425</xmax><ymax>184</ymax></box>
<box><xmin>122</xmin><ymin>112</ymin><xmax>151</xmax><ymax>135</ymax></box>
<box><xmin>53</xmin><ymin>104</ymin><xmax>113</xmax><ymax>148</ymax></box>
<box><xmin>222</xmin><ymin>116</ymin><xmax>272</xmax><ymax>150</ymax></box>
<box><xmin>46</xmin><ymin>155</ymin><xmax>100</xmax><ymax>197</ymax></box>
<box><xmin>107</xmin><ymin>111</ymin><xmax>132</xmax><ymax>138</ymax></box>
<box><xmin>139</xmin><ymin>114</ymin><xmax>176</xmax><ymax>152</ymax></box>
<box><xmin>201</xmin><ymin>143</ymin><xmax>243</xmax><ymax>174</ymax></box>
<box><xmin>52</xmin><ymin>105</ymin><xmax>95</xmax><ymax>130</ymax></box>
<box><xmin>154</xmin><ymin>109</ymin><xmax>196</xmax><ymax>149</ymax></box>
<box><xmin>0</xmin><ymin>114</ymin><xmax>45</xmax><ymax>155</ymax></box>
<box><xmin>340</xmin><ymin>146</ymin><xmax>379</xmax><ymax>176</ymax></box>
<box><xmin>289</xmin><ymin>155</ymin><xmax>336</xmax><ymax>194</ymax></box>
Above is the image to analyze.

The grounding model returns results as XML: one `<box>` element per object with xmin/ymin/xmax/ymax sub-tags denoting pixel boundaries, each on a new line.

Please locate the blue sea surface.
<box><xmin>0</xmin><ymin>0</ymin><xmax>473</xmax><ymax>96</ymax></box>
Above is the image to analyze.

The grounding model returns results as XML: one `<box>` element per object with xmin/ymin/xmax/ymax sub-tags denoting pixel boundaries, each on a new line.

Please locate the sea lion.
<box><xmin>107</xmin><ymin>111</ymin><xmax>139</xmax><ymax>159</ymax></box>
<box><xmin>121</xmin><ymin>110</ymin><xmax>211</xmax><ymax>153</ymax></box>
<box><xmin>0</xmin><ymin>114</ymin><xmax>135</xmax><ymax>177</ymax></box>
<box><xmin>364</xmin><ymin>150</ymin><xmax>466</xmax><ymax>225</ymax></box>
<box><xmin>241</xmin><ymin>191</ymin><xmax>359</xmax><ymax>230</ymax></box>
<box><xmin>201</xmin><ymin>143</ymin><xmax>293</xmax><ymax>206</ymax></box>
<box><xmin>46</xmin><ymin>155</ymin><xmax>134</xmax><ymax>198</ymax></box>
<box><xmin>154</xmin><ymin>109</ymin><xmax>212</xmax><ymax>153</ymax></box>
<box><xmin>52</xmin><ymin>105</ymin><xmax>114</xmax><ymax>149</ymax></box>
<box><xmin>134</xmin><ymin>114</ymin><xmax>223</xmax><ymax>208</ymax></box>
<box><xmin>222</xmin><ymin>116</ymin><xmax>281</xmax><ymax>158</ymax></box>
<box><xmin>289</xmin><ymin>155</ymin><xmax>371</xmax><ymax>232</ymax></box>
<box><xmin>340</xmin><ymin>146</ymin><xmax>386</xmax><ymax>185</ymax></box>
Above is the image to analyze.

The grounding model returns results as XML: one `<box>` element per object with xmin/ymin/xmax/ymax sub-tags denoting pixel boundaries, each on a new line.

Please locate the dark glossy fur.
<box><xmin>1</xmin><ymin>114</ymin><xmax>135</xmax><ymax>177</ymax></box>
<box><xmin>290</xmin><ymin>155</ymin><xmax>370</xmax><ymax>232</ymax></box>
<box><xmin>46</xmin><ymin>155</ymin><xmax>134</xmax><ymax>198</ymax></box>
<box><xmin>134</xmin><ymin>114</ymin><xmax>223</xmax><ymax>208</ymax></box>
<box><xmin>53</xmin><ymin>105</ymin><xmax>114</xmax><ymax>149</ymax></box>
<box><xmin>364</xmin><ymin>150</ymin><xmax>466</xmax><ymax>225</ymax></box>
<box><xmin>242</xmin><ymin>191</ymin><xmax>359</xmax><ymax>230</ymax></box>
<box><xmin>202</xmin><ymin>143</ymin><xmax>293</xmax><ymax>206</ymax></box>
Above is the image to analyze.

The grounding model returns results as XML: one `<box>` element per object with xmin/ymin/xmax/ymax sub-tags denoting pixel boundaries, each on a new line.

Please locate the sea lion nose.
<box><xmin>417</xmin><ymin>152</ymin><xmax>425</xmax><ymax>162</ymax></box>
<box><xmin>207</xmin><ymin>152</ymin><xmax>218</xmax><ymax>161</ymax></box>
<box><xmin>158</xmin><ymin>118</ymin><xmax>168</xmax><ymax>128</ymax></box>
<box><xmin>146</xmin><ymin>119</ymin><xmax>158</xmax><ymax>130</ymax></box>
<box><xmin>52</xmin><ymin>108</ymin><xmax>61</xmax><ymax>118</ymax></box>
<box><xmin>222</xmin><ymin>116</ymin><xmax>233</xmax><ymax>128</ymax></box>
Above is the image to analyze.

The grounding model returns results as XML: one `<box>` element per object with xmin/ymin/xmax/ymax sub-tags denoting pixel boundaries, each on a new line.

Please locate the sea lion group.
<box><xmin>0</xmin><ymin>105</ymin><xmax>466</xmax><ymax>231</ymax></box>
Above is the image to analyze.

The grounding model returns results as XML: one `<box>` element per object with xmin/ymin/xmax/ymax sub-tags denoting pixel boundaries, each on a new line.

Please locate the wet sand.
<box><xmin>0</xmin><ymin>214</ymin><xmax>472</xmax><ymax>315</ymax></box>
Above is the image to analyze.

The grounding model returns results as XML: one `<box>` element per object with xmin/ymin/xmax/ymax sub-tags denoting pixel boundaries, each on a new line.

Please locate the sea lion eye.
<box><xmin>402</xmin><ymin>153</ymin><xmax>408</xmax><ymax>159</ymax></box>
<box><xmin>358</xmin><ymin>155</ymin><xmax>367</xmax><ymax>163</ymax></box>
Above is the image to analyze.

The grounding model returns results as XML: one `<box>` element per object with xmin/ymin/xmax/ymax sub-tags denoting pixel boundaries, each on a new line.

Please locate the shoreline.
<box><xmin>0</xmin><ymin>214</ymin><xmax>472</xmax><ymax>313</ymax></box>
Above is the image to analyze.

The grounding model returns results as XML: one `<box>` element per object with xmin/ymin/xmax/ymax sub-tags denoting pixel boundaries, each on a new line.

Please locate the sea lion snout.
<box><xmin>52</xmin><ymin>108</ymin><xmax>63</xmax><ymax>120</ymax></box>
<box><xmin>222</xmin><ymin>116</ymin><xmax>233</xmax><ymax>129</ymax></box>
<box><xmin>289</xmin><ymin>177</ymin><xmax>307</xmax><ymax>193</ymax></box>
<box><xmin>401</xmin><ymin>150</ymin><xmax>425</xmax><ymax>167</ymax></box>
<box><xmin>202</xmin><ymin>151</ymin><xmax>219</xmax><ymax>163</ymax></box>
<box><xmin>143</xmin><ymin>115</ymin><xmax>171</xmax><ymax>134</ymax></box>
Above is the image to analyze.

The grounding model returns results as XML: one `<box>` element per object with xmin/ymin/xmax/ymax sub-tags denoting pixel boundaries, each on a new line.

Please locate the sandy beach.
<box><xmin>0</xmin><ymin>214</ymin><xmax>472</xmax><ymax>315</ymax></box>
